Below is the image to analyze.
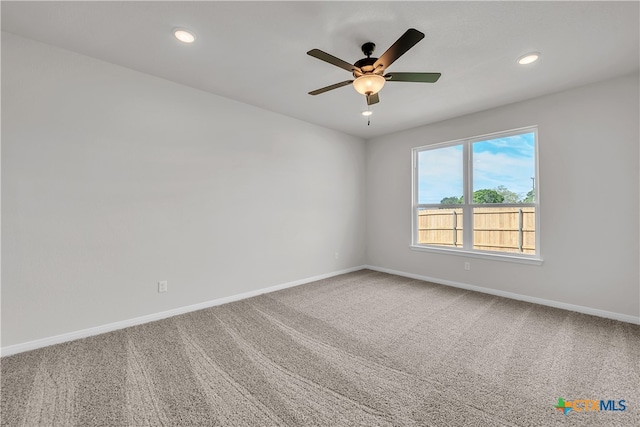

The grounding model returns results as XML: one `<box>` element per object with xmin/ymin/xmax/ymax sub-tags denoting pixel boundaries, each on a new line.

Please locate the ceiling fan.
<box><xmin>307</xmin><ymin>28</ymin><xmax>441</xmax><ymax>106</ymax></box>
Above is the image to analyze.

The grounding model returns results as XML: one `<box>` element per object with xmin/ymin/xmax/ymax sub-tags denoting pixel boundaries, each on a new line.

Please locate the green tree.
<box><xmin>523</xmin><ymin>189</ymin><xmax>535</xmax><ymax>203</ymax></box>
<box><xmin>473</xmin><ymin>189</ymin><xmax>504</xmax><ymax>204</ymax></box>
<box><xmin>440</xmin><ymin>196</ymin><xmax>463</xmax><ymax>204</ymax></box>
<box><xmin>495</xmin><ymin>185</ymin><xmax>521</xmax><ymax>204</ymax></box>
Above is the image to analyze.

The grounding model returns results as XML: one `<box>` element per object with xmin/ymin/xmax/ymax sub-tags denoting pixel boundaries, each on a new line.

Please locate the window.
<box><xmin>412</xmin><ymin>127</ymin><xmax>540</xmax><ymax>263</ymax></box>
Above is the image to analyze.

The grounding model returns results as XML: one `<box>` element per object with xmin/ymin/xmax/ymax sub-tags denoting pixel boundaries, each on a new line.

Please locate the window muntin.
<box><xmin>413</xmin><ymin>127</ymin><xmax>539</xmax><ymax>259</ymax></box>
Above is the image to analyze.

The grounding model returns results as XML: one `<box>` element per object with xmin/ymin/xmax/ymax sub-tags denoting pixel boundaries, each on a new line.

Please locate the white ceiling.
<box><xmin>2</xmin><ymin>1</ymin><xmax>639</xmax><ymax>139</ymax></box>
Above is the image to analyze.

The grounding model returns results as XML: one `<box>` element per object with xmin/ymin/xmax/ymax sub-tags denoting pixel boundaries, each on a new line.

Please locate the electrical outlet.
<box><xmin>464</xmin><ymin>262</ymin><xmax>470</xmax><ymax>271</ymax></box>
<box><xmin>334</xmin><ymin>252</ymin><xmax>340</xmax><ymax>260</ymax></box>
<box><xmin>158</xmin><ymin>280</ymin><xmax>168</xmax><ymax>293</ymax></box>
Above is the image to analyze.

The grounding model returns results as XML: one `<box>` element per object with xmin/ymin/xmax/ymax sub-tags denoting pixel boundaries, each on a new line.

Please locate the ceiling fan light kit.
<box><xmin>307</xmin><ymin>28</ymin><xmax>441</xmax><ymax>112</ymax></box>
<box><xmin>352</xmin><ymin>74</ymin><xmax>386</xmax><ymax>95</ymax></box>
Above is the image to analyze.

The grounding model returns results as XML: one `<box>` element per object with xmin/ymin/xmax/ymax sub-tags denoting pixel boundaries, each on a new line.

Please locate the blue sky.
<box><xmin>418</xmin><ymin>132</ymin><xmax>535</xmax><ymax>204</ymax></box>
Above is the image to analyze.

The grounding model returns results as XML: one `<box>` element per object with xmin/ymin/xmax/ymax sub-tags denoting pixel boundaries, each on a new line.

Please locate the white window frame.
<box><xmin>410</xmin><ymin>126</ymin><xmax>542</xmax><ymax>265</ymax></box>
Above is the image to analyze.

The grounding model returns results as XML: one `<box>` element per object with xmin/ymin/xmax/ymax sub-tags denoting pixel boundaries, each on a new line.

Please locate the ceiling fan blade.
<box><xmin>384</xmin><ymin>72</ymin><xmax>441</xmax><ymax>83</ymax></box>
<box><xmin>373</xmin><ymin>28</ymin><xmax>425</xmax><ymax>70</ymax></box>
<box><xmin>307</xmin><ymin>49</ymin><xmax>361</xmax><ymax>73</ymax></box>
<box><xmin>308</xmin><ymin>80</ymin><xmax>354</xmax><ymax>95</ymax></box>
<box><xmin>366</xmin><ymin>93</ymin><xmax>380</xmax><ymax>105</ymax></box>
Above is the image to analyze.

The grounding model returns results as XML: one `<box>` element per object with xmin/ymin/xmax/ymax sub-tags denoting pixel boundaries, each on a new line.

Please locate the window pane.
<box><xmin>417</xmin><ymin>145</ymin><xmax>463</xmax><ymax>204</ymax></box>
<box><xmin>417</xmin><ymin>208</ymin><xmax>463</xmax><ymax>247</ymax></box>
<box><xmin>473</xmin><ymin>207</ymin><xmax>536</xmax><ymax>254</ymax></box>
<box><xmin>472</xmin><ymin>132</ymin><xmax>535</xmax><ymax>204</ymax></box>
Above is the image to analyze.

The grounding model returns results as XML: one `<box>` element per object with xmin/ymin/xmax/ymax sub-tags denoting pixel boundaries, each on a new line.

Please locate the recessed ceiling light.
<box><xmin>174</xmin><ymin>29</ymin><xmax>196</xmax><ymax>44</ymax></box>
<box><xmin>517</xmin><ymin>52</ymin><xmax>540</xmax><ymax>65</ymax></box>
<box><xmin>361</xmin><ymin>110</ymin><xmax>373</xmax><ymax>117</ymax></box>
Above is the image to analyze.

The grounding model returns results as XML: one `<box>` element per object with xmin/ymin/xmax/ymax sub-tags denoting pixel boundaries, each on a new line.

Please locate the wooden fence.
<box><xmin>417</xmin><ymin>207</ymin><xmax>535</xmax><ymax>254</ymax></box>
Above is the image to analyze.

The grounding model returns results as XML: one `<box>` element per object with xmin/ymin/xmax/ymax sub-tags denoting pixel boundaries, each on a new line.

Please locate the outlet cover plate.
<box><xmin>158</xmin><ymin>280</ymin><xmax>168</xmax><ymax>293</ymax></box>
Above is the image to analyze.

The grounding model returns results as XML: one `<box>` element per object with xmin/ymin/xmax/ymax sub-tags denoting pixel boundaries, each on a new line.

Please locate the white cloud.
<box><xmin>418</xmin><ymin>145</ymin><xmax>463</xmax><ymax>203</ymax></box>
<box><xmin>473</xmin><ymin>151</ymin><xmax>535</xmax><ymax>196</ymax></box>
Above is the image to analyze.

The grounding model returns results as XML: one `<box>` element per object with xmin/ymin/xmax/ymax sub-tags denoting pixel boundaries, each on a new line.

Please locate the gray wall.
<box><xmin>366</xmin><ymin>72</ymin><xmax>640</xmax><ymax>319</ymax></box>
<box><xmin>1</xmin><ymin>33</ymin><xmax>366</xmax><ymax>347</ymax></box>
<box><xmin>3</xmin><ymin>32</ymin><xmax>639</xmax><ymax>350</ymax></box>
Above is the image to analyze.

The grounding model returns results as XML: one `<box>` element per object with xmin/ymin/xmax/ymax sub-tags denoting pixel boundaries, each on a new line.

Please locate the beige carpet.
<box><xmin>2</xmin><ymin>269</ymin><xmax>639</xmax><ymax>426</ymax></box>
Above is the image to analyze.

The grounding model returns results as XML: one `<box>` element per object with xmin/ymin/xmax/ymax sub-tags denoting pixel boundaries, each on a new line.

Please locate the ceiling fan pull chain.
<box><xmin>366</xmin><ymin>104</ymin><xmax>371</xmax><ymax>126</ymax></box>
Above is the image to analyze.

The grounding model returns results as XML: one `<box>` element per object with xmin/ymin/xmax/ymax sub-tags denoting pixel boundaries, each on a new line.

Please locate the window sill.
<box><xmin>409</xmin><ymin>245</ymin><xmax>544</xmax><ymax>265</ymax></box>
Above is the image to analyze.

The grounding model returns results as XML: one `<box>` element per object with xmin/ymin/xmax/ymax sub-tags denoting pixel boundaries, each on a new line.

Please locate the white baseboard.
<box><xmin>4</xmin><ymin>264</ymin><xmax>636</xmax><ymax>357</ymax></box>
<box><xmin>1</xmin><ymin>265</ymin><xmax>366</xmax><ymax>357</ymax></box>
<box><xmin>365</xmin><ymin>265</ymin><xmax>640</xmax><ymax>325</ymax></box>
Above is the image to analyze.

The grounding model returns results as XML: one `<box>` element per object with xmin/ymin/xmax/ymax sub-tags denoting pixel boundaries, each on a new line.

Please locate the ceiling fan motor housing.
<box><xmin>353</xmin><ymin>42</ymin><xmax>382</xmax><ymax>77</ymax></box>
<box><xmin>354</xmin><ymin>57</ymin><xmax>379</xmax><ymax>77</ymax></box>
